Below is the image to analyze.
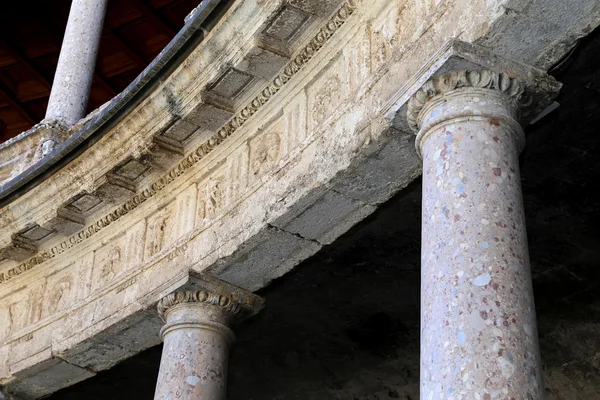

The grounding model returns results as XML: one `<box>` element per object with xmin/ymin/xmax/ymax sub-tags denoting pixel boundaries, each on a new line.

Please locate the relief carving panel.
<box><xmin>307</xmin><ymin>59</ymin><xmax>345</xmax><ymax>130</ymax></box>
<box><xmin>205</xmin><ymin>175</ymin><xmax>227</xmax><ymax>217</ymax></box>
<box><xmin>45</xmin><ymin>254</ymin><xmax>94</xmax><ymax>321</ymax></box>
<box><xmin>174</xmin><ymin>185</ymin><xmax>198</xmax><ymax>241</ymax></box>
<box><xmin>227</xmin><ymin>145</ymin><xmax>250</xmax><ymax>202</ymax></box>
<box><xmin>0</xmin><ymin>252</ymin><xmax>94</xmax><ymax>348</ymax></box>
<box><xmin>371</xmin><ymin>3</ymin><xmax>405</xmax><ymax>70</ymax></box>
<box><xmin>283</xmin><ymin>89</ymin><xmax>308</xmax><ymax>155</ymax></box>
<box><xmin>5</xmin><ymin>281</ymin><xmax>46</xmax><ymax>336</ymax></box>
<box><xmin>45</xmin><ymin>273</ymin><xmax>76</xmax><ymax>317</ymax></box>
<box><xmin>196</xmin><ymin>189</ymin><xmax>207</xmax><ymax>223</ymax></box>
<box><xmin>370</xmin><ymin>0</ymin><xmax>449</xmax><ymax>72</ymax></box>
<box><xmin>92</xmin><ymin>220</ymin><xmax>145</xmax><ymax>292</ymax></box>
<box><xmin>344</xmin><ymin>24</ymin><xmax>371</xmax><ymax>93</ymax></box>
<box><xmin>249</xmin><ymin>121</ymin><xmax>283</xmax><ymax>181</ymax></box>
<box><xmin>144</xmin><ymin>204</ymin><xmax>176</xmax><ymax>261</ymax></box>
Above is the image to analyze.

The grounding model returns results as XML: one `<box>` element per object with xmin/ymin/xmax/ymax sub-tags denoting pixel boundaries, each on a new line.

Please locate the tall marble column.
<box><xmin>409</xmin><ymin>70</ymin><xmax>544</xmax><ymax>399</ymax></box>
<box><xmin>45</xmin><ymin>0</ymin><xmax>108</xmax><ymax>126</ymax></box>
<box><xmin>154</xmin><ymin>288</ymin><xmax>262</xmax><ymax>400</ymax></box>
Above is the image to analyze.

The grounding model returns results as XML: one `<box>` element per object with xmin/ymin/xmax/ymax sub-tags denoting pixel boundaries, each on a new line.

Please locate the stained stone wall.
<box><xmin>1</xmin><ymin>0</ymin><xmax>599</xmax><ymax>397</ymax></box>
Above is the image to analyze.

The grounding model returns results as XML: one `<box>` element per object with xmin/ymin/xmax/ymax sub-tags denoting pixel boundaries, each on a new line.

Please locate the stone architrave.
<box><xmin>154</xmin><ymin>279</ymin><xmax>263</xmax><ymax>400</ymax></box>
<box><xmin>385</xmin><ymin>43</ymin><xmax>561</xmax><ymax>399</ymax></box>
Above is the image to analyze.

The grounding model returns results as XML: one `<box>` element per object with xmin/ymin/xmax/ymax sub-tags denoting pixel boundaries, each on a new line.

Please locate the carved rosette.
<box><xmin>406</xmin><ymin>70</ymin><xmax>533</xmax><ymax>133</ymax></box>
<box><xmin>157</xmin><ymin>290</ymin><xmax>243</xmax><ymax>322</ymax></box>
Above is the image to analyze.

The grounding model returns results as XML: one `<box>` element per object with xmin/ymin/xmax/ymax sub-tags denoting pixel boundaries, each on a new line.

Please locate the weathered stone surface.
<box><xmin>56</xmin><ymin>309</ymin><xmax>163</xmax><ymax>372</ymax></box>
<box><xmin>0</xmin><ymin>0</ymin><xmax>599</xmax><ymax>397</ymax></box>
<box><xmin>209</xmin><ymin>226</ymin><xmax>321</xmax><ymax>291</ymax></box>
<box><xmin>40</xmin><ymin>26</ymin><xmax>600</xmax><ymax>398</ymax></box>
<box><xmin>3</xmin><ymin>357</ymin><xmax>94</xmax><ymax>400</ymax></box>
<box><xmin>476</xmin><ymin>0</ymin><xmax>600</xmax><ymax>70</ymax></box>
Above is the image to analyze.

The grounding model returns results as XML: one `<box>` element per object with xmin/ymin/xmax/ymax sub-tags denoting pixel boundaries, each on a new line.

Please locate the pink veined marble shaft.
<box><xmin>154</xmin><ymin>302</ymin><xmax>234</xmax><ymax>400</ymax></box>
<box><xmin>417</xmin><ymin>86</ymin><xmax>544</xmax><ymax>400</ymax></box>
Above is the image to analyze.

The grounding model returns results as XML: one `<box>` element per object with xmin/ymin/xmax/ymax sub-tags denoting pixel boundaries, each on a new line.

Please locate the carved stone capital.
<box><xmin>407</xmin><ymin>70</ymin><xmax>531</xmax><ymax>133</ymax></box>
<box><xmin>157</xmin><ymin>290</ymin><xmax>244</xmax><ymax>322</ymax></box>
<box><xmin>383</xmin><ymin>40</ymin><xmax>561</xmax><ymax>139</ymax></box>
<box><xmin>157</xmin><ymin>273</ymin><xmax>264</xmax><ymax>323</ymax></box>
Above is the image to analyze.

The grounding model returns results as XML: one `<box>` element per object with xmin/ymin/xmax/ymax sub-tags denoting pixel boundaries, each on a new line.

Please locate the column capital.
<box><xmin>156</xmin><ymin>274</ymin><xmax>264</xmax><ymax>323</ymax></box>
<box><xmin>384</xmin><ymin>39</ymin><xmax>561</xmax><ymax>135</ymax></box>
<box><xmin>406</xmin><ymin>69</ymin><xmax>529</xmax><ymax>133</ymax></box>
<box><xmin>157</xmin><ymin>290</ymin><xmax>245</xmax><ymax>322</ymax></box>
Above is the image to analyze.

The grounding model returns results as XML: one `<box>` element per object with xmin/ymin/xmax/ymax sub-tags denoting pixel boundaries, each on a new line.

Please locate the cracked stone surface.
<box><xmin>46</xmin><ymin>26</ymin><xmax>600</xmax><ymax>400</ymax></box>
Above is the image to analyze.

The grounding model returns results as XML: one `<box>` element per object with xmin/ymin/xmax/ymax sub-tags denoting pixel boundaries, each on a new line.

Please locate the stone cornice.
<box><xmin>157</xmin><ymin>290</ymin><xmax>243</xmax><ymax>322</ymax></box>
<box><xmin>406</xmin><ymin>69</ymin><xmax>531</xmax><ymax>132</ymax></box>
<box><xmin>0</xmin><ymin>0</ymin><xmax>360</xmax><ymax>286</ymax></box>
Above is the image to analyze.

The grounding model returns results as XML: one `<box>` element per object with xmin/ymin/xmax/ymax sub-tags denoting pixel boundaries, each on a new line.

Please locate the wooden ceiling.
<box><xmin>0</xmin><ymin>0</ymin><xmax>202</xmax><ymax>143</ymax></box>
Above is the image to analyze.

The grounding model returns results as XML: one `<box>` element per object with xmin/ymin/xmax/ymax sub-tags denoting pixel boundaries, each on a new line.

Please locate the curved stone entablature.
<box><xmin>0</xmin><ymin>0</ymin><xmax>358</xmax><ymax>284</ymax></box>
<box><xmin>0</xmin><ymin>0</ymin><xmax>593</xmax><ymax>397</ymax></box>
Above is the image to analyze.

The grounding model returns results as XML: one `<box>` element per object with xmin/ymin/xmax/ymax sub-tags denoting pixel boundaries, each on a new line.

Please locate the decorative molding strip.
<box><xmin>406</xmin><ymin>69</ymin><xmax>532</xmax><ymax>132</ymax></box>
<box><xmin>157</xmin><ymin>290</ymin><xmax>243</xmax><ymax>322</ymax></box>
<box><xmin>0</xmin><ymin>0</ymin><xmax>361</xmax><ymax>286</ymax></box>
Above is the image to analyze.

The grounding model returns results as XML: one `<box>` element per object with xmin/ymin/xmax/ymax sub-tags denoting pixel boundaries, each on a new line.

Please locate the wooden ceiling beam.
<box><xmin>103</xmin><ymin>26</ymin><xmax>147</xmax><ymax>67</ymax></box>
<box><xmin>0</xmin><ymin>79</ymin><xmax>37</xmax><ymax>124</ymax></box>
<box><xmin>0</xmin><ymin>38</ymin><xmax>51</xmax><ymax>90</ymax></box>
<box><xmin>93</xmin><ymin>72</ymin><xmax>118</xmax><ymax>97</ymax></box>
<box><xmin>130</xmin><ymin>0</ymin><xmax>177</xmax><ymax>36</ymax></box>
<box><xmin>93</xmin><ymin>73</ymin><xmax>116</xmax><ymax>99</ymax></box>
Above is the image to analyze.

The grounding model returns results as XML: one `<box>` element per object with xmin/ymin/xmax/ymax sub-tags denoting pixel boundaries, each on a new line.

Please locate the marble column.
<box><xmin>409</xmin><ymin>70</ymin><xmax>544</xmax><ymax>399</ymax></box>
<box><xmin>154</xmin><ymin>289</ymin><xmax>260</xmax><ymax>400</ymax></box>
<box><xmin>45</xmin><ymin>0</ymin><xmax>108</xmax><ymax>126</ymax></box>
